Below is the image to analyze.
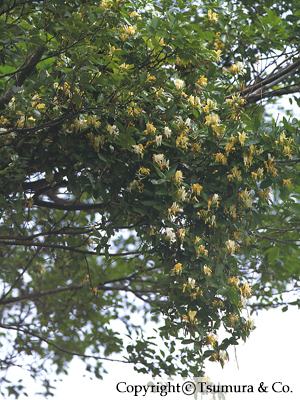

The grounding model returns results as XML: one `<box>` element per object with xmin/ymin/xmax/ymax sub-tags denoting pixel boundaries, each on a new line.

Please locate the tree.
<box><xmin>1</xmin><ymin>0</ymin><xmax>300</xmax><ymax>396</ymax></box>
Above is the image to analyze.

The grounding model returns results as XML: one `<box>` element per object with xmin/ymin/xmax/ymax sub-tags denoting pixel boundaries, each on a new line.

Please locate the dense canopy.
<box><xmin>1</xmin><ymin>0</ymin><xmax>300</xmax><ymax>397</ymax></box>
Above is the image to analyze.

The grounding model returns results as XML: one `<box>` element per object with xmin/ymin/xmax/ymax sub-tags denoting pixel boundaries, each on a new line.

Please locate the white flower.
<box><xmin>155</xmin><ymin>135</ymin><xmax>163</xmax><ymax>146</ymax></box>
<box><xmin>239</xmin><ymin>297</ymin><xmax>247</xmax><ymax>308</ymax></box>
<box><xmin>107</xmin><ymin>124</ymin><xmax>119</xmax><ymax>136</ymax></box>
<box><xmin>153</xmin><ymin>153</ymin><xmax>169</xmax><ymax>169</ymax></box>
<box><xmin>212</xmin><ymin>194</ymin><xmax>219</xmax><ymax>204</ymax></box>
<box><xmin>219</xmin><ymin>350</ymin><xmax>227</xmax><ymax>362</ymax></box>
<box><xmin>248</xmin><ymin>318</ymin><xmax>255</xmax><ymax>330</ymax></box>
<box><xmin>164</xmin><ymin>126</ymin><xmax>172</xmax><ymax>138</ymax></box>
<box><xmin>188</xmin><ymin>277</ymin><xmax>196</xmax><ymax>288</ymax></box>
<box><xmin>174</xmin><ymin>78</ymin><xmax>184</xmax><ymax>90</ymax></box>
<box><xmin>165</xmin><ymin>227</ymin><xmax>176</xmax><ymax>243</ymax></box>
<box><xmin>132</xmin><ymin>144</ymin><xmax>144</xmax><ymax>157</ymax></box>
<box><xmin>185</xmin><ymin>118</ymin><xmax>191</xmax><ymax>127</ymax></box>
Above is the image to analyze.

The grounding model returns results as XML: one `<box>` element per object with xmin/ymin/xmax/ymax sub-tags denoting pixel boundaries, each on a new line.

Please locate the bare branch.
<box><xmin>0</xmin><ymin>45</ymin><xmax>46</xmax><ymax>110</ymax></box>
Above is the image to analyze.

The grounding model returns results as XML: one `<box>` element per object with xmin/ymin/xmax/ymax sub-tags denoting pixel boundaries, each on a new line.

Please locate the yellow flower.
<box><xmin>206</xmin><ymin>334</ymin><xmax>217</xmax><ymax>346</ymax></box>
<box><xmin>197</xmin><ymin>244</ymin><xmax>208</xmax><ymax>257</ymax></box>
<box><xmin>230</xmin><ymin>62</ymin><xmax>245</xmax><ymax>75</ymax></box>
<box><xmin>203</xmin><ymin>265</ymin><xmax>211</xmax><ymax>277</ymax></box>
<box><xmin>176</xmin><ymin>133</ymin><xmax>189</xmax><ymax>149</ymax></box>
<box><xmin>280</xmin><ymin>132</ymin><xmax>286</xmax><ymax>144</ymax></box>
<box><xmin>238</xmin><ymin>131</ymin><xmax>247</xmax><ymax>146</ymax></box>
<box><xmin>215</xmin><ymin>49</ymin><xmax>222</xmax><ymax>60</ymax></box>
<box><xmin>191</xmin><ymin>183</ymin><xmax>203</xmax><ymax>196</ymax></box>
<box><xmin>177</xmin><ymin>228</ymin><xmax>186</xmax><ymax>242</ymax></box>
<box><xmin>130</xmin><ymin>11</ymin><xmax>141</xmax><ymax>20</ymax></box>
<box><xmin>171</xmin><ymin>263</ymin><xmax>182</xmax><ymax>275</ymax></box>
<box><xmin>197</xmin><ymin>75</ymin><xmax>207</xmax><ymax>87</ymax></box>
<box><xmin>145</xmin><ymin>122</ymin><xmax>156</xmax><ymax>134</ymax></box>
<box><xmin>226</xmin><ymin>240</ymin><xmax>236</xmax><ymax>255</ymax></box>
<box><xmin>174</xmin><ymin>170</ymin><xmax>184</xmax><ymax>184</ymax></box>
<box><xmin>188</xmin><ymin>310</ymin><xmax>197</xmax><ymax>322</ymax></box>
<box><xmin>283</xmin><ymin>145</ymin><xmax>292</xmax><ymax>158</ymax></box>
<box><xmin>208</xmin><ymin>10</ymin><xmax>218</xmax><ymax>22</ymax></box>
<box><xmin>283</xmin><ymin>178</ymin><xmax>291</xmax><ymax>187</ymax></box>
<box><xmin>241</xmin><ymin>282</ymin><xmax>252</xmax><ymax>298</ymax></box>
<box><xmin>119</xmin><ymin>63</ymin><xmax>130</xmax><ymax>69</ymax></box>
<box><xmin>122</xmin><ymin>24</ymin><xmax>137</xmax><ymax>35</ymax></box>
<box><xmin>227</xmin><ymin>276</ymin><xmax>239</xmax><ymax>287</ymax></box>
<box><xmin>146</xmin><ymin>73</ymin><xmax>156</xmax><ymax>82</ymax></box>
<box><xmin>194</xmin><ymin>236</ymin><xmax>201</xmax><ymax>244</ymax></box>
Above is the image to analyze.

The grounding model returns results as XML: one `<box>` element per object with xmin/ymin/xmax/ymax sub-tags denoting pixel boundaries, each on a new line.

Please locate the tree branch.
<box><xmin>0</xmin><ymin>323</ymin><xmax>132</xmax><ymax>363</ymax></box>
<box><xmin>0</xmin><ymin>45</ymin><xmax>46</xmax><ymax>110</ymax></box>
<box><xmin>0</xmin><ymin>239</ymin><xmax>142</xmax><ymax>257</ymax></box>
<box><xmin>0</xmin><ymin>283</ymin><xmax>160</xmax><ymax>306</ymax></box>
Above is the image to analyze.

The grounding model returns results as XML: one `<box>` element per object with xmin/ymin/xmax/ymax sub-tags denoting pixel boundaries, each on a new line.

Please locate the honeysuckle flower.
<box><xmin>226</xmin><ymin>240</ymin><xmax>236</xmax><ymax>254</ymax></box>
<box><xmin>280</xmin><ymin>132</ymin><xmax>286</xmax><ymax>144</ymax></box>
<box><xmin>145</xmin><ymin>122</ymin><xmax>156</xmax><ymax>134</ymax></box>
<box><xmin>171</xmin><ymin>263</ymin><xmax>182</xmax><ymax>275</ymax></box>
<box><xmin>227</xmin><ymin>276</ymin><xmax>239</xmax><ymax>287</ymax></box>
<box><xmin>191</xmin><ymin>183</ymin><xmax>203</xmax><ymax>196</ymax></box>
<box><xmin>129</xmin><ymin>11</ymin><xmax>141</xmax><ymax>20</ymax></box>
<box><xmin>219</xmin><ymin>350</ymin><xmax>228</xmax><ymax>362</ymax></box>
<box><xmin>165</xmin><ymin>227</ymin><xmax>176</xmax><ymax>243</ymax></box>
<box><xmin>153</xmin><ymin>153</ymin><xmax>169</xmax><ymax>169</ymax></box>
<box><xmin>177</xmin><ymin>187</ymin><xmax>188</xmax><ymax>202</ymax></box>
<box><xmin>211</xmin><ymin>193</ymin><xmax>219</xmax><ymax>205</ymax></box>
<box><xmin>168</xmin><ymin>202</ymin><xmax>183</xmax><ymax>219</ymax></box>
<box><xmin>132</xmin><ymin>143</ymin><xmax>144</xmax><ymax>157</ymax></box>
<box><xmin>177</xmin><ymin>228</ymin><xmax>186</xmax><ymax>242</ymax></box>
<box><xmin>176</xmin><ymin>133</ymin><xmax>189</xmax><ymax>149</ymax></box>
<box><xmin>174</xmin><ymin>78</ymin><xmax>184</xmax><ymax>90</ymax></box>
<box><xmin>188</xmin><ymin>277</ymin><xmax>196</xmax><ymax>288</ymax></box>
<box><xmin>155</xmin><ymin>135</ymin><xmax>162</xmax><ymax>146</ymax></box>
<box><xmin>204</xmin><ymin>265</ymin><xmax>211</xmax><ymax>277</ymax></box>
<box><xmin>194</xmin><ymin>236</ymin><xmax>201</xmax><ymax>244</ymax></box>
<box><xmin>283</xmin><ymin>178</ymin><xmax>291</xmax><ymax>186</ymax></box>
<box><xmin>239</xmin><ymin>297</ymin><xmax>247</xmax><ymax>308</ymax></box>
<box><xmin>206</xmin><ymin>333</ymin><xmax>217</xmax><ymax>346</ymax></box>
<box><xmin>122</xmin><ymin>24</ymin><xmax>137</xmax><ymax>35</ymax></box>
<box><xmin>137</xmin><ymin>167</ymin><xmax>150</xmax><ymax>179</ymax></box>
<box><xmin>241</xmin><ymin>282</ymin><xmax>252</xmax><ymax>297</ymax></box>
<box><xmin>238</xmin><ymin>131</ymin><xmax>247</xmax><ymax>146</ymax></box>
<box><xmin>174</xmin><ymin>170</ymin><xmax>184</xmax><ymax>184</ymax></box>
<box><xmin>230</xmin><ymin>61</ymin><xmax>245</xmax><ymax>75</ymax></box>
<box><xmin>197</xmin><ymin>244</ymin><xmax>208</xmax><ymax>257</ymax></box>
<box><xmin>197</xmin><ymin>75</ymin><xmax>207</xmax><ymax>87</ymax></box>
<box><xmin>247</xmin><ymin>318</ymin><xmax>255</xmax><ymax>330</ymax></box>
<box><xmin>188</xmin><ymin>310</ymin><xmax>197</xmax><ymax>322</ymax></box>
<box><xmin>163</xmin><ymin>126</ymin><xmax>172</xmax><ymax>138</ymax></box>
<box><xmin>106</xmin><ymin>124</ymin><xmax>119</xmax><ymax>136</ymax></box>
<box><xmin>208</xmin><ymin>10</ymin><xmax>218</xmax><ymax>22</ymax></box>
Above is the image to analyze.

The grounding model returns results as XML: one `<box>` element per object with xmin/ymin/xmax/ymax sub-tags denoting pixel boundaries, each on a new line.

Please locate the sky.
<box><xmin>9</xmin><ymin>305</ymin><xmax>300</xmax><ymax>400</ymax></box>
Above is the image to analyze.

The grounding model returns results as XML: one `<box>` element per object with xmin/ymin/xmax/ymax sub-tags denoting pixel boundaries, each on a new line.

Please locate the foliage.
<box><xmin>1</xmin><ymin>0</ymin><xmax>300</xmax><ymax>397</ymax></box>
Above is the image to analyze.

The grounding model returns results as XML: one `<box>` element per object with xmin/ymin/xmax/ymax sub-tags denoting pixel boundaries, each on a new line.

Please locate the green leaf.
<box><xmin>166</xmin><ymin>103</ymin><xmax>177</xmax><ymax>121</ymax></box>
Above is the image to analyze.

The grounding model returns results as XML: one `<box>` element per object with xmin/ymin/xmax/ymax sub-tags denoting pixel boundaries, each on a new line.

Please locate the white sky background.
<box><xmin>6</xmin><ymin>101</ymin><xmax>300</xmax><ymax>399</ymax></box>
<box><xmin>11</xmin><ymin>307</ymin><xmax>300</xmax><ymax>399</ymax></box>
